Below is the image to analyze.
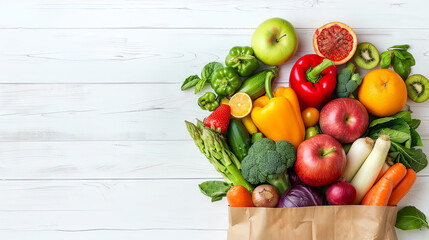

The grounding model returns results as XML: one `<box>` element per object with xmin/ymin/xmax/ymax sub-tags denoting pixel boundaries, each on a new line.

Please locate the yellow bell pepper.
<box><xmin>251</xmin><ymin>78</ymin><xmax>305</xmax><ymax>148</ymax></box>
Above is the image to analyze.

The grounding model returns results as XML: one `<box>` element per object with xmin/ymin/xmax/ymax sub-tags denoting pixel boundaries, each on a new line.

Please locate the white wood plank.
<box><xmin>0</xmin><ymin>0</ymin><xmax>428</xmax><ymax>29</ymax></box>
<box><xmin>0</xmin><ymin>230</ymin><xmax>226</xmax><ymax>240</ymax></box>
<box><xmin>0</xmin><ymin>141</ymin><xmax>220</xmax><ymax>179</ymax></box>
<box><xmin>0</xmin><ymin>229</ymin><xmax>426</xmax><ymax>240</ymax></box>
<box><xmin>0</xmin><ymin>83</ymin><xmax>427</xmax><ymax>142</ymax></box>
<box><xmin>0</xmin><ymin>28</ymin><xmax>427</xmax><ymax>83</ymax></box>
<box><xmin>0</xmin><ymin>139</ymin><xmax>429</xmax><ymax>180</ymax></box>
<box><xmin>0</xmin><ymin>178</ymin><xmax>426</xmax><ymax>239</ymax></box>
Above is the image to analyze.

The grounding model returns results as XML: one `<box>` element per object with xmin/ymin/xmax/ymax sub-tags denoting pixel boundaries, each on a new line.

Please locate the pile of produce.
<box><xmin>182</xmin><ymin>18</ymin><xmax>429</xmax><ymax>232</ymax></box>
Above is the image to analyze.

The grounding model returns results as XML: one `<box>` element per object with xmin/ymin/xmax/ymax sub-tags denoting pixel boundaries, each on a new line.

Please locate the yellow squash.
<box><xmin>251</xmin><ymin>86</ymin><xmax>305</xmax><ymax>148</ymax></box>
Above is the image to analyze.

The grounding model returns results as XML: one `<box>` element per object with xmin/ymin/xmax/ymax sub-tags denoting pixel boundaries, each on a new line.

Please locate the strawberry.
<box><xmin>204</xmin><ymin>104</ymin><xmax>231</xmax><ymax>134</ymax></box>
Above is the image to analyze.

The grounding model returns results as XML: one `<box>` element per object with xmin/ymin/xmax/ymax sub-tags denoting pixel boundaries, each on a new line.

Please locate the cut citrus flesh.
<box><xmin>313</xmin><ymin>22</ymin><xmax>357</xmax><ymax>65</ymax></box>
<box><xmin>229</xmin><ymin>92</ymin><xmax>252</xmax><ymax>118</ymax></box>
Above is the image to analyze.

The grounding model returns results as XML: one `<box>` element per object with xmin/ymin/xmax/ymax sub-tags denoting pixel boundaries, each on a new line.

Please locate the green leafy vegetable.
<box><xmin>396</xmin><ymin>206</ymin><xmax>429</xmax><ymax>230</ymax></box>
<box><xmin>403</xmin><ymin>51</ymin><xmax>416</xmax><ymax>66</ymax></box>
<box><xmin>194</xmin><ymin>78</ymin><xmax>207</xmax><ymax>94</ymax></box>
<box><xmin>392</xmin><ymin>111</ymin><xmax>412</xmax><ymax>124</ymax></box>
<box><xmin>181</xmin><ymin>75</ymin><xmax>201</xmax><ymax>91</ymax></box>
<box><xmin>410</xmin><ymin>128</ymin><xmax>423</xmax><ymax>147</ymax></box>
<box><xmin>380</xmin><ymin>45</ymin><xmax>415</xmax><ymax>80</ymax></box>
<box><xmin>198</xmin><ymin>180</ymin><xmax>231</xmax><ymax>202</ymax></box>
<box><xmin>181</xmin><ymin>62</ymin><xmax>223</xmax><ymax>93</ymax></box>
<box><xmin>366</xmin><ymin>111</ymin><xmax>428</xmax><ymax>172</ymax></box>
<box><xmin>380</xmin><ymin>51</ymin><xmax>391</xmax><ymax>69</ymax></box>
<box><xmin>390</xmin><ymin>142</ymin><xmax>427</xmax><ymax>172</ymax></box>
<box><xmin>410</xmin><ymin>119</ymin><xmax>421</xmax><ymax>129</ymax></box>
<box><xmin>390</xmin><ymin>44</ymin><xmax>410</xmax><ymax>50</ymax></box>
<box><xmin>201</xmin><ymin>62</ymin><xmax>223</xmax><ymax>81</ymax></box>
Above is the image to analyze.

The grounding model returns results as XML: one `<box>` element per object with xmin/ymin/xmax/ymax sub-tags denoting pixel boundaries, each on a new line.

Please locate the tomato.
<box><xmin>302</xmin><ymin>107</ymin><xmax>320</xmax><ymax>127</ymax></box>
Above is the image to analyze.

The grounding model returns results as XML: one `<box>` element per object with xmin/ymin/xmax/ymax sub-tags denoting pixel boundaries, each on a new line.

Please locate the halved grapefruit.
<box><xmin>313</xmin><ymin>22</ymin><xmax>357</xmax><ymax>65</ymax></box>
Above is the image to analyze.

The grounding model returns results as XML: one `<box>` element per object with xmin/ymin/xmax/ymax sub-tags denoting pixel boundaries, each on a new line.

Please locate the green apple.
<box><xmin>251</xmin><ymin>18</ymin><xmax>298</xmax><ymax>66</ymax></box>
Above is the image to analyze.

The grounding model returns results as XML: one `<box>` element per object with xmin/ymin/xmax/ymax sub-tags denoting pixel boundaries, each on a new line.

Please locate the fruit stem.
<box><xmin>321</xmin><ymin>146</ymin><xmax>336</xmax><ymax>157</ymax></box>
<box><xmin>235</xmin><ymin>55</ymin><xmax>255</xmax><ymax>60</ymax></box>
<box><xmin>265</xmin><ymin>71</ymin><xmax>276</xmax><ymax>99</ymax></box>
<box><xmin>306</xmin><ymin>59</ymin><xmax>334</xmax><ymax>83</ymax></box>
<box><xmin>276</xmin><ymin>34</ymin><xmax>287</xmax><ymax>42</ymax></box>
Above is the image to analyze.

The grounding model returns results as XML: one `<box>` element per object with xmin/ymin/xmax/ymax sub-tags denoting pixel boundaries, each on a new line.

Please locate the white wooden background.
<box><xmin>0</xmin><ymin>0</ymin><xmax>428</xmax><ymax>239</ymax></box>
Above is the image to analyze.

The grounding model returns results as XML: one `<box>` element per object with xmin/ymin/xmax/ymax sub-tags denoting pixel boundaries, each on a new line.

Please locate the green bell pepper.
<box><xmin>225</xmin><ymin>46</ymin><xmax>259</xmax><ymax>77</ymax></box>
<box><xmin>211</xmin><ymin>67</ymin><xmax>242</xmax><ymax>96</ymax></box>
<box><xmin>198</xmin><ymin>92</ymin><xmax>219</xmax><ymax>111</ymax></box>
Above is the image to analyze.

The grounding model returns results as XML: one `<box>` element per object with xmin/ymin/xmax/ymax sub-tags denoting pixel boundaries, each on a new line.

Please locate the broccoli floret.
<box><xmin>335</xmin><ymin>62</ymin><xmax>363</xmax><ymax>98</ymax></box>
<box><xmin>241</xmin><ymin>138</ymin><xmax>296</xmax><ymax>194</ymax></box>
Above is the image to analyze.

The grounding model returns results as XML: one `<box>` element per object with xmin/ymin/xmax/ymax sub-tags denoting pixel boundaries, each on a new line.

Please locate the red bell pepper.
<box><xmin>290</xmin><ymin>54</ymin><xmax>337</xmax><ymax>110</ymax></box>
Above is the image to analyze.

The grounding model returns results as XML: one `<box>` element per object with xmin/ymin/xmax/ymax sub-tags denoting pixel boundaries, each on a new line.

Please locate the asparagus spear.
<box><xmin>185</xmin><ymin>120</ymin><xmax>254</xmax><ymax>193</ymax></box>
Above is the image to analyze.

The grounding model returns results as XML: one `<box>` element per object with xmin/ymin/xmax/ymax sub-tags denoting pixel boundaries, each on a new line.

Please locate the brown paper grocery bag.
<box><xmin>228</xmin><ymin>206</ymin><xmax>398</xmax><ymax>240</ymax></box>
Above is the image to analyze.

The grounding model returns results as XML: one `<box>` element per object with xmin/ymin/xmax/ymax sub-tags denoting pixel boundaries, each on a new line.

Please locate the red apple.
<box><xmin>319</xmin><ymin>98</ymin><xmax>368</xmax><ymax>143</ymax></box>
<box><xmin>295</xmin><ymin>134</ymin><xmax>346</xmax><ymax>187</ymax></box>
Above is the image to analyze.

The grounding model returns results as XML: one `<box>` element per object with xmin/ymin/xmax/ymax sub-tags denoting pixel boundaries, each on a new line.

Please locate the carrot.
<box><xmin>227</xmin><ymin>185</ymin><xmax>254</xmax><ymax>207</ymax></box>
<box><xmin>375</xmin><ymin>162</ymin><xmax>390</xmax><ymax>182</ymax></box>
<box><xmin>388</xmin><ymin>168</ymin><xmax>417</xmax><ymax>206</ymax></box>
<box><xmin>360</xmin><ymin>189</ymin><xmax>374</xmax><ymax>205</ymax></box>
<box><xmin>361</xmin><ymin>163</ymin><xmax>406</xmax><ymax>205</ymax></box>
<box><xmin>379</xmin><ymin>163</ymin><xmax>407</xmax><ymax>188</ymax></box>
<box><xmin>363</xmin><ymin>177</ymin><xmax>393</xmax><ymax>206</ymax></box>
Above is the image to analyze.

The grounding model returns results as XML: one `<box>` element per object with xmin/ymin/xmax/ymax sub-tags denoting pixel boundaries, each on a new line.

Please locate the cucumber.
<box><xmin>238</xmin><ymin>67</ymin><xmax>278</xmax><ymax>99</ymax></box>
<box><xmin>227</xmin><ymin>119</ymin><xmax>252</xmax><ymax>161</ymax></box>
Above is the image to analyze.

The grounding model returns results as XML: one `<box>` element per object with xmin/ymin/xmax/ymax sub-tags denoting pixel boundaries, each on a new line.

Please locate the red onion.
<box><xmin>326</xmin><ymin>178</ymin><xmax>356</xmax><ymax>205</ymax></box>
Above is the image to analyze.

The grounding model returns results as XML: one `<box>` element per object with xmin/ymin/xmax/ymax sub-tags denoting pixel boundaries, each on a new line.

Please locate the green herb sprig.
<box><xmin>380</xmin><ymin>45</ymin><xmax>415</xmax><ymax>80</ymax></box>
<box><xmin>181</xmin><ymin>62</ymin><xmax>223</xmax><ymax>93</ymax></box>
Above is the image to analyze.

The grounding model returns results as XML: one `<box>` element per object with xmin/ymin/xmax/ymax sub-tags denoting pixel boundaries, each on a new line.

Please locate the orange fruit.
<box><xmin>358</xmin><ymin>69</ymin><xmax>407</xmax><ymax>117</ymax></box>
<box><xmin>229</xmin><ymin>92</ymin><xmax>252</xmax><ymax>118</ymax></box>
<box><xmin>227</xmin><ymin>185</ymin><xmax>254</xmax><ymax>207</ymax></box>
<box><xmin>313</xmin><ymin>22</ymin><xmax>357</xmax><ymax>65</ymax></box>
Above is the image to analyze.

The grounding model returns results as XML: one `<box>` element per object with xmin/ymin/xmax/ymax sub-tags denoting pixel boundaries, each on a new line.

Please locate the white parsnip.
<box><xmin>342</xmin><ymin>137</ymin><xmax>375</xmax><ymax>182</ymax></box>
<box><xmin>351</xmin><ymin>135</ymin><xmax>391</xmax><ymax>204</ymax></box>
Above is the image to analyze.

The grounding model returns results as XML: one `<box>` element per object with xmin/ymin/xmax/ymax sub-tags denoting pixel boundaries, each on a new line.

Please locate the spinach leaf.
<box><xmin>410</xmin><ymin>119</ymin><xmax>421</xmax><ymax>129</ymax></box>
<box><xmin>391</xmin><ymin>141</ymin><xmax>428</xmax><ymax>172</ymax></box>
<box><xmin>201</xmin><ymin>62</ymin><xmax>223</xmax><ymax>82</ymax></box>
<box><xmin>368</xmin><ymin>117</ymin><xmax>396</xmax><ymax>128</ymax></box>
<box><xmin>380</xmin><ymin>51</ymin><xmax>391</xmax><ymax>69</ymax></box>
<box><xmin>382</xmin><ymin>44</ymin><xmax>414</xmax><ymax>80</ymax></box>
<box><xmin>368</xmin><ymin>119</ymin><xmax>407</xmax><ymax>139</ymax></box>
<box><xmin>410</xmin><ymin>128</ymin><xmax>423</xmax><ymax>147</ymax></box>
<box><xmin>198</xmin><ymin>180</ymin><xmax>231</xmax><ymax>202</ymax></box>
<box><xmin>392</xmin><ymin>111</ymin><xmax>412</xmax><ymax>124</ymax></box>
<box><xmin>392</xmin><ymin>49</ymin><xmax>405</xmax><ymax>60</ymax></box>
<box><xmin>181</xmin><ymin>75</ymin><xmax>201</xmax><ymax>91</ymax></box>
<box><xmin>372</xmin><ymin>128</ymin><xmax>410</xmax><ymax>144</ymax></box>
<box><xmin>392</xmin><ymin>57</ymin><xmax>411</xmax><ymax>80</ymax></box>
<box><xmin>389</xmin><ymin>44</ymin><xmax>410</xmax><ymax>50</ymax></box>
<box><xmin>403</xmin><ymin>51</ymin><xmax>416</xmax><ymax>66</ymax></box>
<box><xmin>182</xmin><ymin>62</ymin><xmax>223</xmax><ymax>92</ymax></box>
<box><xmin>396</xmin><ymin>206</ymin><xmax>429</xmax><ymax>230</ymax></box>
<box><xmin>194</xmin><ymin>78</ymin><xmax>207</xmax><ymax>94</ymax></box>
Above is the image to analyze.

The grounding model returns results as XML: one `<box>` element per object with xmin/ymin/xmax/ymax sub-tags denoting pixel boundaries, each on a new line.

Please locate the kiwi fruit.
<box><xmin>405</xmin><ymin>74</ymin><xmax>429</xmax><ymax>103</ymax></box>
<box><xmin>353</xmin><ymin>42</ymin><xmax>380</xmax><ymax>70</ymax></box>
